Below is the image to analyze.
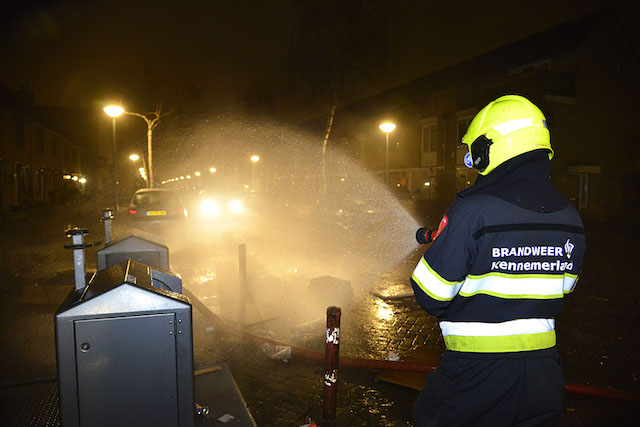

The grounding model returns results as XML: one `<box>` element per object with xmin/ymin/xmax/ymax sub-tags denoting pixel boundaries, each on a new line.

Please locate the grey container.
<box><xmin>55</xmin><ymin>259</ymin><xmax>194</xmax><ymax>427</ymax></box>
<box><xmin>96</xmin><ymin>234</ymin><xmax>170</xmax><ymax>271</ymax></box>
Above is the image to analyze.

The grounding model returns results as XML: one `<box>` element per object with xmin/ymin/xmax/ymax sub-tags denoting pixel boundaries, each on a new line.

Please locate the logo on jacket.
<box><xmin>564</xmin><ymin>239</ymin><xmax>575</xmax><ymax>259</ymax></box>
<box><xmin>432</xmin><ymin>215</ymin><xmax>449</xmax><ymax>241</ymax></box>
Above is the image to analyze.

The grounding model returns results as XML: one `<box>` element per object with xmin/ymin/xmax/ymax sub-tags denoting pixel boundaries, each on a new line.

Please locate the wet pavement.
<box><xmin>0</xmin><ymin>199</ymin><xmax>639</xmax><ymax>426</ymax></box>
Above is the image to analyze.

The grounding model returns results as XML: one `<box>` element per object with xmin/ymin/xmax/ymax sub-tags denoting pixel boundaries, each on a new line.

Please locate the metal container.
<box><xmin>55</xmin><ymin>259</ymin><xmax>194</xmax><ymax>427</ymax></box>
<box><xmin>96</xmin><ymin>234</ymin><xmax>169</xmax><ymax>271</ymax></box>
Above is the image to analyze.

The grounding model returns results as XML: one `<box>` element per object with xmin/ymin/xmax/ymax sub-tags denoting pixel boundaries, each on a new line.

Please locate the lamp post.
<box><xmin>124</xmin><ymin>108</ymin><xmax>172</xmax><ymax>188</ymax></box>
<box><xmin>424</xmin><ymin>181</ymin><xmax>431</xmax><ymax>200</ymax></box>
<box><xmin>251</xmin><ymin>155</ymin><xmax>260</xmax><ymax>191</ymax></box>
<box><xmin>103</xmin><ymin>105</ymin><xmax>124</xmax><ymax>211</ymax></box>
<box><xmin>129</xmin><ymin>153</ymin><xmax>149</xmax><ymax>186</ymax></box>
<box><xmin>379</xmin><ymin>122</ymin><xmax>396</xmax><ymax>185</ymax></box>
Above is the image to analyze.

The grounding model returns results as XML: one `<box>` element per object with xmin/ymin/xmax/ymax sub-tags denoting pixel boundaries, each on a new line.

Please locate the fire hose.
<box><xmin>184</xmin><ymin>288</ymin><xmax>640</xmax><ymax>403</ymax></box>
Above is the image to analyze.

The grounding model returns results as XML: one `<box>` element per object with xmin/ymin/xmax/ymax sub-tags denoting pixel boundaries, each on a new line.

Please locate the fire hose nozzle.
<box><xmin>416</xmin><ymin>227</ymin><xmax>434</xmax><ymax>244</ymax></box>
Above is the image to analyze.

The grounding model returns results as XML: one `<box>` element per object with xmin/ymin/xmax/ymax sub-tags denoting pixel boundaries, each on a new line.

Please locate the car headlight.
<box><xmin>201</xmin><ymin>199</ymin><xmax>220</xmax><ymax>216</ymax></box>
<box><xmin>229</xmin><ymin>199</ymin><xmax>244</xmax><ymax>214</ymax></box>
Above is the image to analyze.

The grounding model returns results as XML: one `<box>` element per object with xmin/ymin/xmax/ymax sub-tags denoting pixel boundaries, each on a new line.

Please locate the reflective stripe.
<box><xmin>440</xmin><ymin>318</ymin><xmax>555</xmax><ymax>336</ymax></box>
<box><xmin>492</xmin><ymin>118</ymin><xmax>533</xmax><ymax>136</ymax></box>
<box><xmin>440</xmin><ymin>319</ymin><xmax>556</xmax><ymax>352</ymax></box>
<box><xmin>411</xmin><ymin>257</ymin><xmax>463</xmax><ymax>301</ymax></box>
<box><xmin>443</xmin><ymin>331</ymin><xmax>556</xmax><ymax>352</ymax></box>
<box><xmin>459</xmin><ymin>273</ymin><xmax>573</xmax><ymax>299</ymax></box>
<box><xmin>563</xmin><ymin>274</ymin><xmax>578</xmax><ymax>294</ymax></box>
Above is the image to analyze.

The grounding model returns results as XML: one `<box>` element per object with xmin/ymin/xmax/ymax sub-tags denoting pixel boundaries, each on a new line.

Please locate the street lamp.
<box><xmin>250</xmin><ymin>155</ymin><xmax>260</xmax><ymax>191</ymax></box>
<box><xmin>103</xmin><ymin>105</ymin><xmax>124</xmax><ymax>211</ymax></box>
<box><xmin>379</xmin><ymin>122</ymin><xmax>396</xmax><ymax>185</ymax></box>
<box><xmin>129</xmin><ymin>153</ymin><xmax>149</xmax><ymax>186</ymax></box>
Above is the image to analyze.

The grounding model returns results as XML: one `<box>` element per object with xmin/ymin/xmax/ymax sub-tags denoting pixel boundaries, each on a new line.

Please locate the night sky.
<box><xmin>3</xmin><ymin>0</ymin><xmax>637</xmax><ymax>120</ymax></box>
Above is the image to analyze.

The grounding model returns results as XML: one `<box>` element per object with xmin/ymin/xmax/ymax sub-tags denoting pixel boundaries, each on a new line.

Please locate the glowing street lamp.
<box><xmin>103</xmin><ymin>106</ymin><xmax>124</xmax><ymax>118</ymax></box>
<box><xmin>250</xmin><ymin>155</ymin><xmax>260</xmax><ymax>163</ymax></box>
<box><xmin>103</xmin><ymin>105</ymin><xmax>125</xmax><ymax>211</ymax></box>
<box><xmin>209</xmin><ymin>167</ymin><xmax>216</xmax><ymax>173</ymax></box>
<box><xmin>379</xmin><ymin>122</ymin><xmax>396</xmax><ymax>185</ymax></box>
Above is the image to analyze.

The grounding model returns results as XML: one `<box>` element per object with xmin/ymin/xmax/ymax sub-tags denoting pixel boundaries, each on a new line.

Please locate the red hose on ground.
<box><xmin>184</xmin><ymin>289</ymin><xmax>640</xmax><ymax>403</ymax></box>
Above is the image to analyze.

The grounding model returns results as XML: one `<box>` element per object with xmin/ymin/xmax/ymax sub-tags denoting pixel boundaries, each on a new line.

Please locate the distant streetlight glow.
<box><xmin>186</xmin><ymin>175</ymin><xmax>191</xmax><ymax>179</ymax></box>
<box><xmin>209</xmin><ymin>167</ymin><xmax>216</xmax><ymax>173</ymax></box>
<box><xmin>129</xmin><ymin>153</ymin><xmax>148</xmax><ymax>185</ymax></box>
<box><xmin>195</xmin><ymin>171</ymin><xmax>201</xmax><ymax>176</ymax></box>
<box><xmin>251</xmin><ymin>155</ymin><xmax>260</xmax><ymax>163</ymax></box>
<box><xmin>424</xmin><ymin>181</ymin><xmax>432</xmax><ymax>199</ymax></box>
<box><xmin>78</xmin><ymin>177</ymin><xmax>87</xmax><ymax>184</ymax></box>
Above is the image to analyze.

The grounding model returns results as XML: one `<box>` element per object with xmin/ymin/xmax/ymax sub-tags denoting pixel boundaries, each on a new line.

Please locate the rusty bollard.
<box><xmin>323</xmin><ymin>306</ymin><xmax>341</xmax><ymax>423</ymax></box>
<box><xmin>237</xmin><ymin>243</ymin><xmax>248</xmax><ymax>324</ymax></box>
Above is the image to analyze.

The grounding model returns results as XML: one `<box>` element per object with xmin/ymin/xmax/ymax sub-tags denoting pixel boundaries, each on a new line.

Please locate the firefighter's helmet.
<box><xmin>461</xmin><ymin>95</ymin><xmax>552</xmax><ymax>175</ymax></box>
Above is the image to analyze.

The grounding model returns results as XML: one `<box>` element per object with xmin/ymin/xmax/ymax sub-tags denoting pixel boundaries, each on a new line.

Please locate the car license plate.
<box><xmin>147</xmin><ymin>210</ymin><xmax>166</xmax><ymax>216</ymax></box>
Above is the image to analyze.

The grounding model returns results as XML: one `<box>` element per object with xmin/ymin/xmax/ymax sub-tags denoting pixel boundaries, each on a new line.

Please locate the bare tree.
<box><xmin>125</xmin><ymin>106</ymin><xmax>172</xmax><ymax>187</ymax></box>
<box><xmin>285</xmin><ymin>0</ymin><xmax>391</xmax><ymax>194</ymax></box>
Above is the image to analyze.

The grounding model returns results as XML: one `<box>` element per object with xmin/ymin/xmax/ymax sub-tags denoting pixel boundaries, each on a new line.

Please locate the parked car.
<box><xmin>127</xmin><ymin>188</ymin><xmax>188</xmax><ymax>221</ymax></box>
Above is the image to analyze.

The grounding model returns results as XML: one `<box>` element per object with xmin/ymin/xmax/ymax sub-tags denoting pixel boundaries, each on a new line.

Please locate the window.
<box><xmin>508</xmin><ymin>59</ymin><xmax>550</xmax><ymax>76</ymax></box>
<box><xmin>15</xmin><ymin>117</ymin><xmax>25</xmax><ymax>147</ymax></box>
<box><xmin>420</xmin><ymin>117</ymin><xmax>440</xmax><ymax>167</ymax></box>
<box><xmin>421</xmin><ymin>119</ymin><xmax>439</xmax><ymax>153</ymax></box>
<box><xmin>456</xmin><ymin>109</ymin><xmax>477</xmax><ymax>165</ymax></box>
<box><xmin>36</xmin><ymin>128</ymin><xmax>44</xmax><ymax>153</ymax></box>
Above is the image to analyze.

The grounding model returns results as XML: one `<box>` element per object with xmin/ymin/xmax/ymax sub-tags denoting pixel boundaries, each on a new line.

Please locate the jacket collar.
<box><xmin>458</xmin><ymin>150</ymin><xmax>569</xmax><ymax>212</ymax></box>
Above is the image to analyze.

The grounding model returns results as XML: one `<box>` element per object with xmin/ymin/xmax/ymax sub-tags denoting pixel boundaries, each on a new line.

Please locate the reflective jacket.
<box><xmin>411</xmin><ymin>151</ymin><xmax>585</xmax><ymax>353</ymax></box>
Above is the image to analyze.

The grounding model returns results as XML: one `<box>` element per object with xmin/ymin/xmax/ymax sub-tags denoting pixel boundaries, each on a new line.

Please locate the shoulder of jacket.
<box><xmin>448</xmin><ymin>194</ymin><xmax>499</xmax><ymax>220</ymax></box>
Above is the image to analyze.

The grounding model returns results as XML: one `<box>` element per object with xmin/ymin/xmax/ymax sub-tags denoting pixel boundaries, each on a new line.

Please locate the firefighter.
<box><xmin>411</xmin><ymin>95</ymin><xmax>585</xmax><ymax>426</ymax></box>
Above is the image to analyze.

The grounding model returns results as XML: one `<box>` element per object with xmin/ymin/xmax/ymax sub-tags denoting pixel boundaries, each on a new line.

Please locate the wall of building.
<box><xmin>329</xmin><ymin>12</ymin><xmax>639</xmax><ymax>222</ymax></box>
<box><xmin>0</xmin><ymin>104</ymin><xmax>87</xmax><ymax>214</ymax></box>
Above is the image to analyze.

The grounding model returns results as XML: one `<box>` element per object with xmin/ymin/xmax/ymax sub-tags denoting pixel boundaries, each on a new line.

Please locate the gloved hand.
<box><xmin>416</xmin><ymin>227</ymin><xmax>435</xmax><ymax>244</ymax></box>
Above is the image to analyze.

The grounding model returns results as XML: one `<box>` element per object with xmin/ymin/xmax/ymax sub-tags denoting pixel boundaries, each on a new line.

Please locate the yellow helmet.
<box><xmin>461</xmin><ymin>95</ymin><xmax>553</xmax><ymax>175</ymax></box>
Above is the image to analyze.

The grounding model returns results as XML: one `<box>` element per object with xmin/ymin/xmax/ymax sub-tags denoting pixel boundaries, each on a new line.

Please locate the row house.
<box><xmin>0</xmin><ymin>91</ymin><xmax>88</xmax><ymax>214</ymax></box>
<box><xmin>328</xmin><ymin>9</ymin><xmax>640</xmax><ymax>221</ymax></box>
